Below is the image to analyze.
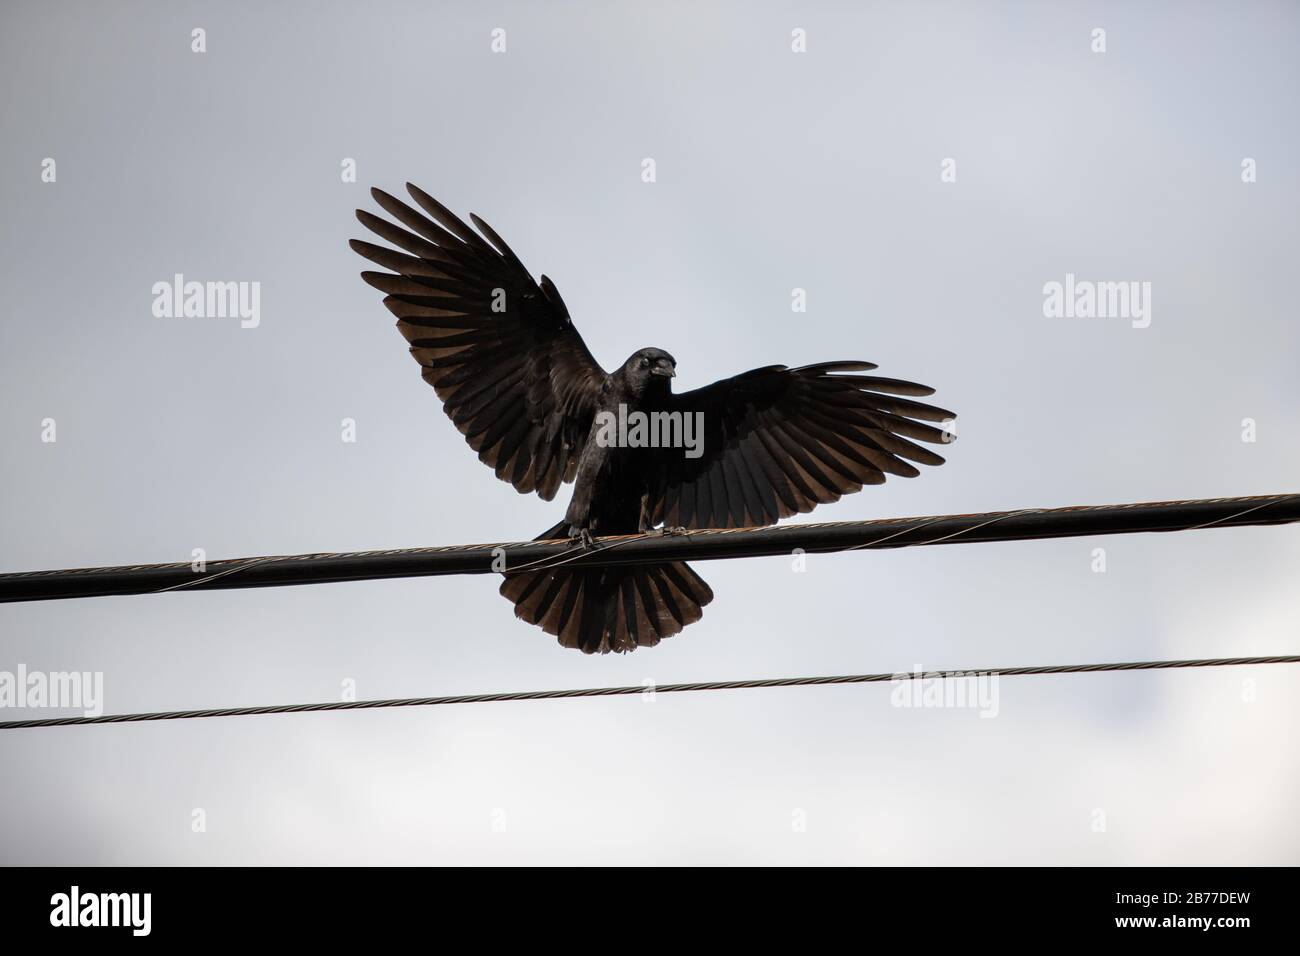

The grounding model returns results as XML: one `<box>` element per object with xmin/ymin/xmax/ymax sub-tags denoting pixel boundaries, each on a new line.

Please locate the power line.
<box><xmin>1</xmin><ymin>493</ymin><xmax>1297</xmax><ymax>604</ymax></box>
<box><xmin>1</xmin><ymin>655</ymin><xmax>1296</xmax><ymax>731</ymax></box>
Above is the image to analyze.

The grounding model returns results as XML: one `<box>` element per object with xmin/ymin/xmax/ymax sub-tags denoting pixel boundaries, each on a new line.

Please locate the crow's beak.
<box><xmin>652</xmin><ymin>365</ymin><xmax>676</xmax><ymax>378</ymax></box>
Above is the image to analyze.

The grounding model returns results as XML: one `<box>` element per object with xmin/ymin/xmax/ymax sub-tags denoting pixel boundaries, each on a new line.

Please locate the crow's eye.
<box><xmin>641</xmin><ymin>358</ymin><xmax>650</xmax><ymax>367</ymax></box>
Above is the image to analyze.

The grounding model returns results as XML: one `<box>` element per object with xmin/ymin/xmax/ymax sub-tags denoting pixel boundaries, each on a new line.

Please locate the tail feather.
<box><xmin>499</xmin><ymin>524</ymin><xmax>713</xmax><ymax>654</ymax></box>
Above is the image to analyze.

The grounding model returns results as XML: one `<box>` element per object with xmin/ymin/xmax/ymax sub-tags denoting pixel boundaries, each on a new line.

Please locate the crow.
<box><xmin>352</xmin><ymin>184</ymin><xmax>955</xmax><ymax>654</ymax></box>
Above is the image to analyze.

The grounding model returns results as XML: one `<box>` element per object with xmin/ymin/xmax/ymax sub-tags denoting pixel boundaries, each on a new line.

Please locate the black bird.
<box><xmin>352</xmin><ymin>184</ymin><xmax>955</xmax><ymax>654</ymax></box>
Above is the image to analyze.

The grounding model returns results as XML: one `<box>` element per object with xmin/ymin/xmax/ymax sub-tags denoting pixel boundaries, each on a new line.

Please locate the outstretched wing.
<box><xmin>648</xmin><ymin>362</ymin><xmax>955</xmax><ymax>529</ymax></box>
<box><xmin>352</xmin><ymin>185</ymin><xmax>607</xmax><ymax>500</ymax></box>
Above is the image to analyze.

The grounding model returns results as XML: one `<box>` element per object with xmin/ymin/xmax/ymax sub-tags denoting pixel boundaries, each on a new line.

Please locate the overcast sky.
<box><xmin>2</xmin><ymin>0</ymin><xmax>1298</xmax><ymax>864</ymax></box>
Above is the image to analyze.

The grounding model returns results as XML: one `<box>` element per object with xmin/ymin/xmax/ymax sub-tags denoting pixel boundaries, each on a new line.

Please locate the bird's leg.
<box><xmin>646</xmin><ymin>525</ymin><xmax>687</xmax><ymax>536</ymax></box>
<box><xmin>568</xmin><ymin>526</ymin><xmax>596</xmax><ymax>549</ymax></box>
<box><xmin>639</xmin><ymin>492</ymin><xmax>685</xmax><ymax>535</ymax></box>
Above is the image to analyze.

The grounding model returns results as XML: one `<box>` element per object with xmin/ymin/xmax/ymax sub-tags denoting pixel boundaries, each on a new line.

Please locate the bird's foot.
<box><xmin>568</xmin><ymin>528</ymin><xmax>596</xmax><ymax>549</ymax></box>
<box><xmin>654</xmin><ymin>526</ymin><xmax>688</xmax><ymax>536</ymax></box>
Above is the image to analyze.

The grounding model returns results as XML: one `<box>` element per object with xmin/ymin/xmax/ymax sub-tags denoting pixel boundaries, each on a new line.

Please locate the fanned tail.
<box><xmin>499</xmin><ymin>522</ymin><xmax>713</xmax><ymax>654</ymax></box>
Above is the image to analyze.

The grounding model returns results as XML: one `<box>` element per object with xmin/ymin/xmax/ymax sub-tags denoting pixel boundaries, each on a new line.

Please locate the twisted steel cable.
<box><xmin>2</xmin><ymin>655</ymin><xmax>1296</xmax><ymax>731</ymax></box>
<box><xmin>1</xmin><ymin>493</ymin><xmax>1297</xmax><ymax>603</ymax></box>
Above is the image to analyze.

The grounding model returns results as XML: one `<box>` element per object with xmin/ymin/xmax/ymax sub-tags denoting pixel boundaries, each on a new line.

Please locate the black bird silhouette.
<box><xmin>352</xmin><ymin>185</ymin><xmax>955</xmax><ymax>653</ymax></box>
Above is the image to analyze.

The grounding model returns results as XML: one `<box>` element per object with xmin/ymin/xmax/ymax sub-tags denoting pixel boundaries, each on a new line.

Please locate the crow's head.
<box><xmin>620</xmin><ymin>347</ymin><xmax>676</xmax><ymax>393</ymax></box>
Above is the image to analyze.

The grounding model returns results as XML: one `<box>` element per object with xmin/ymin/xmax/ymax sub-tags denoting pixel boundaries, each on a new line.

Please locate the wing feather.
<box><xmin>353</xmin><ymin>186</ymin><xmax>607</xmax><ymax>500</ymax></box>
<box><xmin>648</xmin><ymin>364</ymin><xmax>954</xmax><ymax>529</ymax></box>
